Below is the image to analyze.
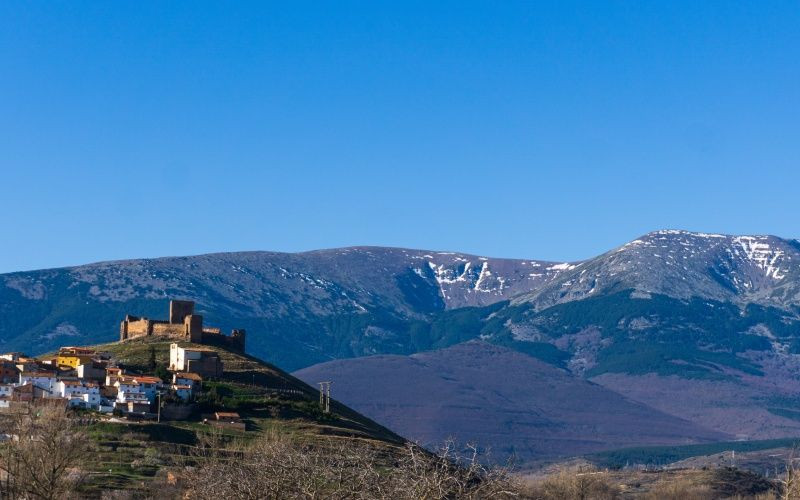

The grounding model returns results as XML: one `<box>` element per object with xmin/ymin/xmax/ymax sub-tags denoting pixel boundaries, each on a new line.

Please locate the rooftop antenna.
<box><xmin>317</xmin><ymin>381</ymin><xmax>332</xmax><ymax>413</ymax></box>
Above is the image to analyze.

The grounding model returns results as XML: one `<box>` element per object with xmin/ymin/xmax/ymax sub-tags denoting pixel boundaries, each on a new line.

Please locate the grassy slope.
<box><xmin>76</xmin><ymin>338</ymin><xmax>405</xmax><ymax>495</ymax></box>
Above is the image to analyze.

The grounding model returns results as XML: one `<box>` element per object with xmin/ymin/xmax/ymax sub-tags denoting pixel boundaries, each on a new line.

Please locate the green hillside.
<box><xmin>71</xmin><ymin>338</ymin><xmax>404</xmax><ymax>495</ymax></box>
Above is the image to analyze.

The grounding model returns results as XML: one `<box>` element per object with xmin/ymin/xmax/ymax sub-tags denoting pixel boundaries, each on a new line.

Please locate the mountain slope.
<box><xmin>0</xmin><ymin>247</ymin><xmax>573</xmax><ymax>370</ymax></box>
<box><xmin>294</xmin><ymin>341</ymin><xmax>727</xmax><ymax>464</ymax></box>
<box><xmin>513</xmin><ymin>230</ymin><xmax>800</xmax><ymax>312</ymax></box>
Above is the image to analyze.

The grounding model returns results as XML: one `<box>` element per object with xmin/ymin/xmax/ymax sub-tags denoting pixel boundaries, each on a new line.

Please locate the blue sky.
<box><xmin>1</xmin><ymin>2</ymin><xmax>798</xmax><ymax>273</ymax></box>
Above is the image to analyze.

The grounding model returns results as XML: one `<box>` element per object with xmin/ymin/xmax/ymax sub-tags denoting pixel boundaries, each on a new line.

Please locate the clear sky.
<box><xmin>1</xmin><ymin>2</ymin><xmax>798</xmax><ymax>273</ymax></box>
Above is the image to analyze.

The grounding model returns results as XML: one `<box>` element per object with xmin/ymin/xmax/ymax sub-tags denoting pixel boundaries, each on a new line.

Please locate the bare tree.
<box><xmin>390</xmin><ymin>440</ymin><xmax>522</xmax><ymax>499</ymax></box>
<box><xmin>0</xmin><ymin>404</ymin><xmax>91</xmax><ymax>500</ymax></box>
<box><xmin>177</xmin><ymin>432</ymin><xmax>524</xmax><ymax>500</ymax></box>
<box><xmin>778</xmin><ymin>449</ymin><xmax>800</xmax><ymax>500</ymax></box>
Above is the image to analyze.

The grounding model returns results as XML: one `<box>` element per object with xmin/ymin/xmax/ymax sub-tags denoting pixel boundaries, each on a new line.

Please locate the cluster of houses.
<box><xmin>0</xmin><ymin>343</ymin><xmax>221</xmax><ymax>417</ymax></box>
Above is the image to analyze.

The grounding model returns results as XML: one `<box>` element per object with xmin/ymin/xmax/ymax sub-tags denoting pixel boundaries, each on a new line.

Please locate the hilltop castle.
<box><xmin>119</xmin><ymin>299</ymin><xmax>245</xmax><ymax>352</ymax></box>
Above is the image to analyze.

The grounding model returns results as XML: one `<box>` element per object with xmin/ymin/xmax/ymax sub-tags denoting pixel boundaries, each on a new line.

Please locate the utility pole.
<box><xmin>317</xmin><ymin>381</ymin><xmax>332</xmax><ymax>413</ymax></box>
<box><xmin>326</xmin><ymin>382</ymin><xmax>331</xmax><ymax>413</ymax></box>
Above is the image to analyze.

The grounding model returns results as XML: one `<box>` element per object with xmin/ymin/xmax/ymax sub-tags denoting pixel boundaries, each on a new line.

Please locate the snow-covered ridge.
<box><xmin>610</xmin><ymin>232</ymin><xmax>792</xmax><ymax>281</ymax></box>
<box><xmin>510</xmin><ymin>229</ymin><xmax>800</xmax><ymax>311</ymax></box>
<box><xmin>652</xmin><ymin>229</ymin><xmax>726</xmax><ymax>239</ymax></box>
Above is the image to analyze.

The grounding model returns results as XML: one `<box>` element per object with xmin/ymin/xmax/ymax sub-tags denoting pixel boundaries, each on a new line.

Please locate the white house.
<box><xmin>169</xmin><ymin>344</ymin><xmax>203</xmax><ymax>371</ymax></box>
<box><xmin>173</xmin><ymin>372</ymin><xmax>202</xmax><ymax>389</ymax></box>
<box><xmin>0</xmin><ymin>384</ymin><xmax>12</xmax><ymax>408</ymax></box>
<box><xmin>115</xmin><ymin>378</ymin><xmax>142</xmax><ymax>401</ymax></box>
<box><xmin>116</xmin><ymin>391</ymin><xmax>150</xmax><ymax>413</ymax></box>
<box><xmin>0</xmin><ymin>384</ymin><xmax>13</xmax><ymax>398</ymax></box>
<box><xmin>169</xmin><ymin>343</ymin><xmax>222</xmax><ymax>377</ymax></box>
<box><xmin>115</xmin><ymin>376</ymin><xmax>161</xmax><ymax>404</ymax></box>
<box><xmin>19</xmin><ymin>371</ymin><xmax>57</xmax><ymax>394</ymax></box>
<box><xmin>131</xmin><ymin>376</ymin><xmax>162</xmax><ymax>402</ymax></box>
<box><xmin>58</xmin><ymin>380</ymin><xmax>101</xmax><ymax>407</ymax></box>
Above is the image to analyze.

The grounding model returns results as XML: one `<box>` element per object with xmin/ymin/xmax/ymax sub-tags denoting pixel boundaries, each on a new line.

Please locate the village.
<box><xmin>0</xmin><ymin>300</ymin><xmax>247</xmax><ymax>428</ymax></box>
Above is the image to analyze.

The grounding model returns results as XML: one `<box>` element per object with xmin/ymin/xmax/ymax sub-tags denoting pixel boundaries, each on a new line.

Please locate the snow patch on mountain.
<box><xmin>732</xmin><ymin>236</ymin><xmax>787</xmax><ymax>280</ymax></box>
<box><xmin>473</xmin><ymin>261</ymin><xmax>496</xmax><ymax>292</ymax></box>
<box><xmin>548</xmin><ymin>262</ymin><xmax>578</xmax><ymax>271</ymax></box>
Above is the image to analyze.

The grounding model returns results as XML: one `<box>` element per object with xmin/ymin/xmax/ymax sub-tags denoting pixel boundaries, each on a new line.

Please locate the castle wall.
<box><xmin>199</xmin><ymin>328</ymin><xmax>246</xmax><ymax>352</ymax></box>
<box><xmin>152</xmin><ymin>323</ymin><xmax>186</xmax><ymax>337</ymax></box>
<box><xmin>122</xmin><ymin>318</ymin><xmax>153</xmax><ymax>340</ymax></box>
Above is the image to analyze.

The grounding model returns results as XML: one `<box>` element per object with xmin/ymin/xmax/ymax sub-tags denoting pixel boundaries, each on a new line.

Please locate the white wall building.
<box><xmin>58</xmin><ymin>380</ymin><xmax>101</xmax><ymax>407</ymax></box>
<box><xmin>19</xmin><ymin>372</ymin><xmax>57</xmax><ymax>394</ymax></box>
<box><xmin>169</xmin><ymin>344</ymin><xmax>203</xmax><ymax>372</ymax></box>
<box><xmin>0</xmin><ymin>384</ymin><xmax>13</xmax><ymax>398</ymax></box>
<box><xmin>173</xmin><ymin>372</ymin><xmax>202</xmax><ymax>389</ymax></box>
<box><xmin>131</xmin><ymin>376</ymin><xmax>162</xmax><ymax>402</ymax></box>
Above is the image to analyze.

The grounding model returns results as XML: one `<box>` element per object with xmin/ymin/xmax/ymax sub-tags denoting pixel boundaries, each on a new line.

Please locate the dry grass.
<box><xmin>523</xmin><ymin>466</ymin><xmax>782</xmax><ymax>500</ymax></box>
<box><xmin>526</xmin><ymin>467</ymin><xmax>620</xmax><ymax>500</ymax></box>
<box><xmin>640</xmin><ymin>477</ymin><xmax>712</xmax><ymax>500</ymax></box>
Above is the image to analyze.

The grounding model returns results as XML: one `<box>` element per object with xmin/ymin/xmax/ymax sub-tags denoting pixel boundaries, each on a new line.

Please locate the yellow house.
<box><xmin>56</xmin><ymin>347</ymin><xmax>96</xmax><ymax>369</ymax></box>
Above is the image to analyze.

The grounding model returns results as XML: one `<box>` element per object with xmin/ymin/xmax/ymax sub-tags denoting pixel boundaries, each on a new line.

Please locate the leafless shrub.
<box><xmin>777</xmin><ymin>450</ymin><xmax>800</xmax><ymax>500</ymax></box>
<box><xmin>178</xmin><ymin>433</ymin><xmax>524</xmax><ymax>499</ymax></box>
<box><xmin>391</xmin><ymin>440</ymin><xmax>522</xmax><ymax>499</ymax></box>
<box><xmin>0</xmin><ymin>404</ymin><xmax>91</xmax><ymax>500</ymax></box>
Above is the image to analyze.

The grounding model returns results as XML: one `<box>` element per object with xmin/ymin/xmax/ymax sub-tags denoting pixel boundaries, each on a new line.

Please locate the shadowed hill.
<box><xmin>294</xmin><ymin>341</ymin><xmax>727</xmax><ymax>465</ymax></box>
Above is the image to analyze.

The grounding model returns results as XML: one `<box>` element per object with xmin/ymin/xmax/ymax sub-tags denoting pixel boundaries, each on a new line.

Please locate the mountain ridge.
<box><xmin>0</xmin><ymin>245</ymin><xmax>565</xmax><ymax>369</ymax></box>
<box><xmin>4</xmin><ymin>229</ymin><xmax>800</xmax><ymax>372</ymax></box>
<box><xmin>4</xmin><ymin>229</ymin><xmax>800</xmax><ymax>463</ymax></box>
<box><xmin>512</xmin><ymin>229</ymin><xmax>800</xmax><ymax>312</ymax></box>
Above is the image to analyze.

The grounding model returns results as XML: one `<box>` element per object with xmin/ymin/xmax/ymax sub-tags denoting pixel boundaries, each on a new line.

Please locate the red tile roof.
<box><xmin>133</xmin><ymin>376</ymin><xmax>162</xmax><ymax>384</ymax></box>
<box><xmin>214</xmin><ymin>411</ymin><xmax>240</xmax><ymax>419</ymax></box>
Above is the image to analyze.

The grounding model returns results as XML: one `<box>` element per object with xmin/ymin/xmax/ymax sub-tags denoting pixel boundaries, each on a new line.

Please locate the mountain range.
<box><xmin>0</xmin><ymin>247</ymin><xmax>568</xmax><ymax>369</ymax></box>
<box><xmin>3</xmin><ymin>229</ymin><xmax>800</xmax><ymax>465</ymax></box>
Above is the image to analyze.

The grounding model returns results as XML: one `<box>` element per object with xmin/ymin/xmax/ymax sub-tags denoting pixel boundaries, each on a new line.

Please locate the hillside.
<box><xmin>94</xmin><ymin>337</ymin><xmax>403</xmax><ymax>445</ymax></box>
<box><xmin>60</xmin><ymin>337</ymin><xmax>405</xmax><ymax>495</ymax></box>
<box><xmin>294</xmin><ymin>341</ymin><xmax>726</xmax><ymax>464</ymax></box>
